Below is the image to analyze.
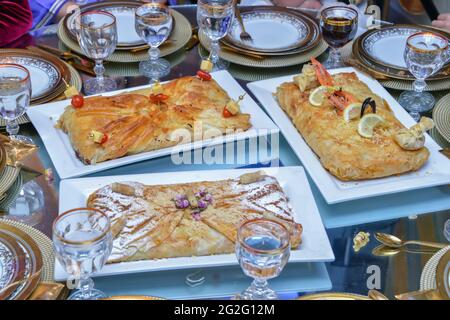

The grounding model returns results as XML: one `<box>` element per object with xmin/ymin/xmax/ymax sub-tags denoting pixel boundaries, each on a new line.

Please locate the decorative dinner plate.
<box><xmin>436</xmin><ymin>250</ymin><xmax>450</xmax><ymax>299</ymax></box>
<box><xmin>247</xmin><ymin>67</ymin><xmax>450</xmax><ymax>204</ymax></box>
<box><xmin>65</xmin><ymin>1</ymin><xmax>152</xmax><ymax>50</ymax></box>
<box><xmin>0</xmin><ymin>55</ymin><xmax>61</xmax><ymax>101</ymax></box>
<box><xmin>55</xmin><ymin>167</ymin><xmax>334</xmax><ymax>280</ymax></box>
<box><xmin>353</xmin><ymin>36</ymin><xmax>450</xmax><ymax>81</ymax></box>
<box><xmin>225</xmin><ymin>6</ymin><xmax>313</xmax><ymax>53</ymax></box>
<box><xmin>0</xmin><ymin>231</ymin><xmax>27</xmax><ymax>300</ymax></box>
<box><xmin>0</xmin><ymin>166</ymin><xmax>21</xmax><ymax>198</ymax></box>
<box><xmin>359</xmin><ymin>24</ymin><xmax>450</xmax><ymax>71</ymax></box>
<box><xmin>0</xmin><ymin>222</ymin><xmax>43</xmax><ymax>300</ymax></box>
<box><xmin>420</xmin><ymin>246</ymin><xmax>450</xmax><ymax>298</ymax></box>
<box><xmin>432</xmin><ymin>93</ymin><xmax>450</xmax><ymax>143</ymax></box>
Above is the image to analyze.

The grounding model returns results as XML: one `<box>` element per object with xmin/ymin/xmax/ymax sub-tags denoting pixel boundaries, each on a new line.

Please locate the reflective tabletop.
<box><xmin>1</xmin><ymin>4</ymin><xmax>449</xmax><ymax>300</ymax></box>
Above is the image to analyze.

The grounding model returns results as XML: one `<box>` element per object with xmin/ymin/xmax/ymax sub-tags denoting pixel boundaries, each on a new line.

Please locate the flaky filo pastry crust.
<box><xmin>57</xmin><ymin>76</ymin><xmax>251</xmax><ymax>164</ymax></box>
<box><xmin>275</xmin><ymin>72</ymin><xmax>429</xmax><ymax>181</ymax></box>
<box><xmin>86</xmin><ymin>173</ymin><xmax>302</xmax><ymax>264</ymax></box>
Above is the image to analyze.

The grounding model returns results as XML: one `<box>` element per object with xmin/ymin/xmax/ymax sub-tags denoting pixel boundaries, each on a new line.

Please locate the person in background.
<box><xmin>0</xmin><ymin>0</ymin><xmax>33</xmax><ymax>47</ymax></box>
<box><xmin>432</xmin><ymin>14</ymin><xmax>450</xmax><ymax>31</ymax></box>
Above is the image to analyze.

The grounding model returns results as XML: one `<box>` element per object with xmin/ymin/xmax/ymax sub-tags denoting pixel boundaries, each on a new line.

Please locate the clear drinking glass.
<box><xmin>77</xmin><ymin>11</ymin><xmax>118</xmax><ymax>95</ymax></box>
<box><xmin>0</xmin><ymin>64</ymin><xmax>32</xmax><ymax>143</ymax></box>
<box><xmin>235</xmin><ymin>219</ymin><xmax>290</xmax><ymax>300</ymax></box>
<box><xmin>53</xmin><ymin>208</ymin><xmax>112</xmax><ymax>300</ymax></box>
<box><xmin>197</xmin><ymin>0</ymin><xmax>234</xmax><ymax>71</ymax></box>
<box><xmin>399</xmin><ymin>32</ymin><xmax>449</xmax><ymax>121</ymax></box>
<box><xmin>320</xmin><ymin>6</ymin><xmax>358</xmax><ymax>69</ymax></box>
<box><xmin>135</xmin><ymin>3</ymin><xmax>173</xmax><ymax>81</ymax></box>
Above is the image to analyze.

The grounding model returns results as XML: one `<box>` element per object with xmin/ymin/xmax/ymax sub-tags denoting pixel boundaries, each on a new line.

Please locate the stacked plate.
<box><xmin>352</xmin><ymin>24</ymin><xmax>450</xmax><ymax>91</ymax></box>
<box><xmin>58</xmin><ymin>1</ymin><xmax>192</xmax><ymax>63</ymax></box>
<box><xmin>0</xmin><ymin>219</ymin><xmax>55</xmax><ymax>300</ymax></box>
<box><xmin>432</xmin><ymin>93</ymin><xmax>450</xmax><ymax>147</ymax></box>
<box><xmin>199</xmin><ymin>6</ymin><xmax>328</xmax><ymax>68</ymax></box>
<box><xmin>0</xmin><ymin>49</ymin><xmax>71</xmax><ymax>105</ymax></box>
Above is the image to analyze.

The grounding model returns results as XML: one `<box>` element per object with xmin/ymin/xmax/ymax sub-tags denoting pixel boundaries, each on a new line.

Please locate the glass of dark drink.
<box><xmin>320</xmin><ymin>6</ymin><xmax>358</xmax><ymax>69</ymax></box>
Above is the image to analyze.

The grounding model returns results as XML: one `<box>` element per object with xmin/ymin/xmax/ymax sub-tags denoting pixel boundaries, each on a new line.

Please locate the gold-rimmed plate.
<box><xmin>224</xmin><ymin>6</ymin><xmax>315</xmax><ymax>54</ymax></box>
<box><xmin>0</xmin><ymin>143</ymin><xmax>6</xmax><ymax>174</ymax></box>
<box><xmin>58</xmin><ymin>9</ymin><xmax>191</xmax><ymax>63</ymax></box>
<box><xmin>436</xmin><ymin>250</ymin><xmax>450</xmax><ymax>299</ymax></box>
<box><xmin>0</xmin><ymin>166</ymin><xmax>21</xmax><ymax>198</ymax></box>
<box><xmin>297</xmin><ymin>292</ymin><xmax>370</xmax><ymax>300</ymax></box>
<box><xmin>352</xmin><ymin>36</ymin><xmax>450</xmax><ymax>81</ymax></box>
<box><xmin>359</xmin><ymin>24</ymin><xmax>450</xmax><ymax>72</ymax></box>
<box><xmin>0</xmin><ymin>222</ymin><xmax>43</xmax><ymax>300</ymax></box>
<box><xmin>432</xmin><ymin>93</ymin><xmax>450</xmax><ymax>144</ymax></box>
<box><xmin>0</xmin><ymin>231</ymin><xmax>27</xmax><ymax>300</ymax></box>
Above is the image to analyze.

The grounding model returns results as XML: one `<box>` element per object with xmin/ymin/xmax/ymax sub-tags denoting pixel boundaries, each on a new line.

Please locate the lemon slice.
<box><xmin>358</xmin><ymin>114</ymin><xmax>385</xmax><ymax>138</ymax></box>
<box><xmin>309</xmin><ymin>86</ymin><xmax>329</xmax><ymax>107</ymax></box>
<box><xmin>343</xmin><ymin>103</ymin><xmax>362</xmax><ymax>122</ymax></box>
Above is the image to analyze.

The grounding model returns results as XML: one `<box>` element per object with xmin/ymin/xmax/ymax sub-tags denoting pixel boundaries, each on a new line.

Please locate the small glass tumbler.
<box><xmin>53</xmin><ymin>208</ymin><xmax>112</xmax><ymax>300</ymax></box>
<box><xmin>235</xmin><ymin>219</ymin><xmax>290</xmax><ymax>300</ymax></box>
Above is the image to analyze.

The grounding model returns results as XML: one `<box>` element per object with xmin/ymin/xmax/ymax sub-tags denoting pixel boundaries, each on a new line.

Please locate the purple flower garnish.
<box><xmin>175</xmin><ymin>198</ymin><xmax>190</xmax><ymax>209</ymax></box>
<box><xmin>204</xmin><ymin>193</ymin><xmax>213</xmax><ymax>203</ymax></box>
<box><xmin>192</xmin><ymin>211</ymin><xmax>201</xmax><ymax>221</ymax></box>
<box><xmin>198</xmin><ymin>187</ymin><xmax>207</xmax><ymax>197</ymax></box>
<box><xmin>175</xmin><ymin>194</ymin><xmax>186</xmax><ymax>201</ymax></box>
<box><xmin>198</xmin><ymin>199</ymin><xmax>208</xmax><ymax>209</ymax></box>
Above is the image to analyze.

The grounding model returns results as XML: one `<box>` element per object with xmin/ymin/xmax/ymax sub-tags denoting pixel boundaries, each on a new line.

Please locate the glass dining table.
<box><xmin>3</xmin><ymin>4</ymin><xmax>449</xmax><ymax>300</ymax></box>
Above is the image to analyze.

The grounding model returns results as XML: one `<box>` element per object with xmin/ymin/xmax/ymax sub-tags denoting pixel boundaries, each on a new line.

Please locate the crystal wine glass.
<box><xmin>197</xmin><ymin>0</ymin><xmax>234</xmax><ymax>71</ymax></box>
<box><xmin>53</xmin><ymin>208</ymin><xmax>112</xmax><ymax>300</ymax></box>
<box><xmin>320</xmin><ymin>6</ymin><xmax>358</xmax><ymax>69</ymax></box>
<box><xmin>399</xmin><ymin>32</ymin><xmax>449</xmax><ymax>121</ymax></box>
<box><xmin>235</xmin><ymin>219</ymin><xmax>290</xmax><ymax>300</ymax></box>
<box><xmin>135</xmin><ymin>3</ymin><xmax>173</xmax><ymax>81</ymax></box>
<box><xmin>77</xmin><ymin>11</ymin><xmax>118</xmax><ymax>95</ymax></box>
<box><xmin>0</xmin><ymin>64</ymin><xmax>33</xmax><ymax>143</ymax></box>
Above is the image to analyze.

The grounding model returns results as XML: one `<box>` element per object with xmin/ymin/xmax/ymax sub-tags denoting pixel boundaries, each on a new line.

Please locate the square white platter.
<box><xmin>27</xmin><ymin>70</ymin><xmax>279</xmax><ymax>179</ymax></box>
<box><xmin>55</xmin><ymin>166</ymin><xmax>334</xmax><ymax>280</ymax></box>
<box><xmin>247</xmin><ymin>67</ymin><xmax>450</xmax><ymax>204</ymax></box>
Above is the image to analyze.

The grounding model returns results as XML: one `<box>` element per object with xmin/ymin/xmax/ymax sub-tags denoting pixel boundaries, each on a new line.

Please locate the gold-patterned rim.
<box><xmin>321</xmin><ymin>5</ymin><xmax>358</xmax><ymax>26</ymax></box>
<box><xmin>0</xmin><ymin>166</ymin><xmax>21</xmax><ymax>197</ymax></box>
<box><xmin>0</xmin><ymin>171</ymin><xmax>23</xmax><ymax>212</ymax></box>
<box><xmin>297</xmin><ymin>292</ymin><xmax>371</xmax><ymax>300</ymax></box>
<box><xmin>79</xmin><ymin>10</ymin><xmax>116</xmax><ymax>30</ymax></box>
<box><xmin>432</xmin><ymin>93</ymin><xmax>450</xmax><ymax>143</ymax></box>
<box><xmin>0</xmin><ymin>222</ymin><xmax>43</xmax><ymax>300</ymax></box>
<box><xmin>58</xmin><ymin>9</ymin><xmax>191</xmax><ymax>62</ymax></box>
<box><xmin>406</xmin><ymin>31</ymin><xmax>449</xmax><ymax>54</ymax></box>
<box><xmin>436</xmin><ymin>250</ymin><xmax>450</xmax><ymax>300</ymax></box>
<box><xmin>0</xmin><ymin>144</ymin><xmax>6</xmax><ymax>174</ymax></box>
<box><xmin>357</xmin><ymin>24</ymin><xmax>450</xmax><ymax>75</ymax></box>
<box><xmin>53</xmin><ymin>207</ymin><xmax>111</xmax><ymax>246</ymax></box>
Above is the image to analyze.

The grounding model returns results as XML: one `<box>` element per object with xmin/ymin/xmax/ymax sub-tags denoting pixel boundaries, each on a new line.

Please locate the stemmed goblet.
<box><xmin>399</xmin><ymin>32</ymin><xmax>449</xmax><ymax>121</ymax></box>
<box><xmin>135</xmin><ymin>3</ymin><xmax>173</xmax><ymax>81</ymax></box>
<box><xmin>197</xmin><ymin>0</ymin><xmax>234</xmax><ymax>71</ymax></box>
<box><xmin>53</xmin><ymin>208</ymin><xmax>112</xmax><ymax>300</ymax></box>
<box><xmin>0</xmin><ymin>64</ymin><xmax>33</xmax><ymax>143</ymax></box>
<box><xmin>235</xmin><ymin>219</ymin><xmax>290</xmax><ymax>300</ymax></box>
<box><xmin>320</xmin><ymin>6</ymin><xmax>358</xmax><ymax>69</ymax></box>
<box><xmin>77</xmin><ymin>11</ymin><xmax>118</xmax><ymax>95</ymax></box>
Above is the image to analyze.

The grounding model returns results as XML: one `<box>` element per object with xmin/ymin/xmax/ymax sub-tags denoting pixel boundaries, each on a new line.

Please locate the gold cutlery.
<box><xmin>28</xmin><ymin>282</ymin><xmax>65</xmax><ymax>300</ymax></box>
<box><xmin>375</xmin><ymin>232</ymin><xmax>448</xmax><ymax>250</ymax></box>
<box><xmin>221</xmin><ymin>44</ymin><xmax>264</xmax><ymax>60</ymax></box>
<box><xmin>372</xmin><ymin>244</ymin><xmax>436</xmax><ymax>257</ymax></box>
<box><xmin>395</xmin><ymin>289</ymin><xmax>444</xmax><ymax>300</ymax></box>
<box><xmin>34</xmin><ymin>44</ymin><xmax>96</xmax><ymax>67</ymax></box>
<box><xmin>235</xmin><ymin>6</ymin><xmax>252</xmax><ymax>42</ymax></box>
<box><xmin>368</xmin><ymin>289</ymin><xmax>389</xmax><ymax>300</ymax></box>
<box><xmin>129</xmin><ymin>40</ymin><xmax>176</xmax><ymax>53</ymax></box>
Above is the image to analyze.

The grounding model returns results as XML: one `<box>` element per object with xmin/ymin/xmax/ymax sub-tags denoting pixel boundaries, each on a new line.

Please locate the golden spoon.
<box><xmin>375</xmin><ymin>233</ymin><xmax>448</xmax><ymax>250</ymax></box>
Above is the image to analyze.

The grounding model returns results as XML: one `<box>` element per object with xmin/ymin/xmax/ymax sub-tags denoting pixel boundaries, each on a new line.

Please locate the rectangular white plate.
<box><xmin>55</xmin><ymin>166</ymin><xmax>334</xmax><ymax>281</ymax></box>
<box><xmin>27</xmin><ymin>70</ymin><xmax>279</xmax><ymax>179</ymax></box>
<box><xmin>247</xmin><ymin>67</ymin><xmax>450</xmax><ymax>204</ymax></box>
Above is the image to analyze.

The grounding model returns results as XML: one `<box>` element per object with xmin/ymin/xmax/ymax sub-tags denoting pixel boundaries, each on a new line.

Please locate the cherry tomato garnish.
<box><xmin>71</xmin><ymin>95</ymin><xmax>84</xmax><ymax>108</ymax></box>
<box><xmin>197</xmin><ymin>70</ymin><xmax>212</xmax><ymax>81</ymax></box>
<box><xmin>100</xmin><ymin>133</ymin><xmax>108</xmax><ymax>145</ymax></box>
<box><xmin>222</xmin><ymin>107</ymin><xmax>232</xmax><ymax>118</ymax></box>
<box><xmin>150</xmin><ymin>93</ymin><xmax>169</xmax><ymax>103</ymax></box>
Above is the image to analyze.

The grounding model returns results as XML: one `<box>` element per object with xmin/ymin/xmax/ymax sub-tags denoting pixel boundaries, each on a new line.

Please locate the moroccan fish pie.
<box><xmin>275</xmin><ymin>59</ymin><xmax>433</xmax><ymax>181</ymax></box>
<box><xmin>57</xmin><ymin>76</ymin><xmax>251</xmax><ymax>164</ymax></box>
<box><xmin>87</xmin><ymin>171</ymin><xmax>303</xmax><ymax>263</ymax></box>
